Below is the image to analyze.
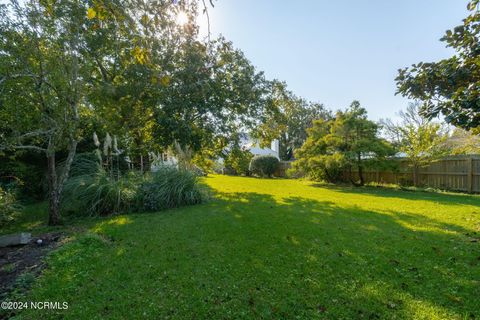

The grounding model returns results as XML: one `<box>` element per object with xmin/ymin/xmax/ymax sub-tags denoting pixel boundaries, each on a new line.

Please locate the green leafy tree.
<box><xmin>0</xmin><ymin>0</ymin><xmax>210</xmax><ymax>224</ymax></box>
<box><xmin>86</xmin><ymin>2</ymin><xmax>267</xmax><ymax>170</ymax></box>
<box><xmin>254</xmin><ymin>80</ymin><xmax>331</xmax><ymax>160</ymax></box>
<box><xmin>293</xmin><ymin>101</ymin><xmax>394</xmax><ymax>185</ymax></box>
<box><xmin>445</xmin><ymin>128</ymin><xmax>480</xmax><ymax>154</ymax></box>
<box><xmin>0</xmin><ymin>0</ymin><xmax>96</xmax><ymax>224</ymax></box>
<box><xmin>85</xmin><ymin>0</ymin><xmax>197</xmax><ymax>171</ymax></box>
<box><xmin>290</xmin><ymin>119</ymin><xmax>344</xmax><ymax>182</ymax></box>
<box><xmin>154</xmin><ymin>37</ymin><xmax>269</xmax><ymax>157</ymax></box>
<box><xmin>382</xmin><ymin>103</ymin><xmax>449</xmax><ymax>186</ymax></box>
<box><xmin>396</xmin><ymin>0</ymin><xmax>480</xmax><ymax>130</ymax></box>
<box><xmin>224</xmin><ymin>143</ymin><xmax>253</xmax><ymax>176</ymax></box>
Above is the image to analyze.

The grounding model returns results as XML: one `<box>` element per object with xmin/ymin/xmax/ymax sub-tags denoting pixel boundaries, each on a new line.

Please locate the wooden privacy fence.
<box><xmin>349</xmin><ymin>155</ymin><xmax>480</xmax><ymax>193</ymax></box>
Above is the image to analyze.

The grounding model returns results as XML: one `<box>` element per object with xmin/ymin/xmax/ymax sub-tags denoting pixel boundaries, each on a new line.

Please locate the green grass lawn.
<box><xmin>10</xmin><ymin>175</ymin><xmax>480</xmax><ymax>319</ymax></box>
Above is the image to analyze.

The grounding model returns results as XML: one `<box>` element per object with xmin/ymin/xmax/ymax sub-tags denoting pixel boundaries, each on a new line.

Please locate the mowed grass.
<box><xmin>14</xmin><ymin>175</ymin><xmax>480</xmax><ymax>319</ymax></box>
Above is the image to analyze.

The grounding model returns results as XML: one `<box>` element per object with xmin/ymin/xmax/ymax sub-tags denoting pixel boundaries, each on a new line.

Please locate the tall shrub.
<box><xmin>249</xmin><ymin>155</ymin><xmax>279</xmax><ymax>177</ymax></box>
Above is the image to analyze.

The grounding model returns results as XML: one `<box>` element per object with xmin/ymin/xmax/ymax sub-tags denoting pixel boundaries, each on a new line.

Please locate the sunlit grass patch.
<box><xmin>15</xmin><ymin>175</ymin><xmax>480</xmax><ymax>319</ymax></box>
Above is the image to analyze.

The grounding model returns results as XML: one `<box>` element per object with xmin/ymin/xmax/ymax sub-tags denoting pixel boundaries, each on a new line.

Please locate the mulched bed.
<box><xmin>0</xmin><ymin>232</ymin><xmax>64</xmax><ymax>299</ymax></box>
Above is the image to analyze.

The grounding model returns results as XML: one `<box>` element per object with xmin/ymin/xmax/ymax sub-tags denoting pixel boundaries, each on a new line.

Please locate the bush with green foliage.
<box><xmin>290</xmin><ymin>153</ymin><xmax>346</xmax><ymax>182</ymax></box>
<box><xmin>0</xmin><ymin>186</ymin><xmax>21</xmax><ymax>226</ymax></box>
<box><xmin>292</xmin><ymin>102</ymin><xmax>395</xmax><ymax>185</ymax></box>
<box><xmin>224</xmin><ymin>146</ymin><xmax>253</xmax><ymax>176</ymax></box>
<box><xmin>0</xmin><ymin>155</ymin><xmax>45</xmax><ymax>200</ymax></box>
<box><xmin>249</xmin><ymin>155</ymin><xmax>279</xmax><ymax>177</ymax></box>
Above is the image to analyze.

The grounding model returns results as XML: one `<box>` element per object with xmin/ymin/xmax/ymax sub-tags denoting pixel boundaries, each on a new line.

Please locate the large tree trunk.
<box><xmin>279</xmin><ymin>134</ymin><xmax>289</xmax><ymax>161</ymax></box>
<box><xmin>358</xmin><ymin>164</ymin><xmax>365</xmax><ymax>186</ymax></box>
<box><xmin>58</xmin><ymin>139</ymin><xmax>78</xmax><ymax>195</ymax></box>
<box><xmin>47</xmin><ymin>152</ymin><xmax>61</xmax><ymax>226</ymax></box>
<box><xmin>413</xmin><ymin>164</ymin><xmax>419</xmax><ymax>187</ymax></box>
<box><xmin>46</xmin><ymin>139</ymin><xmax>78</xmax><ymax>226</ymax></box>
<box><xmin>352</xmin><ymin>154</ymin><xmax>365</xmax><ymax>187</ymax></box>
<box><xmin>348</xmin><ymin>165</ymin><xmax>355</xmax><ymax>185</ymax></box>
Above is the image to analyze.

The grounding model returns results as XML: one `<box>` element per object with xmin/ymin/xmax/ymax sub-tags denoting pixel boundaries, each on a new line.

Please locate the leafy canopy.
<box><xmin>396</xmin><ymin>0</ymin><xmax>480</xmax><ymax>130</ymax></box>
<box><xmin>293</xmin><ymin>101</ymin><xmax>394</xmax><ymax>185</ymax></box>
<box><xmin>253</xmin><ymin>80</ymin><xmax>331</xmax><ymax>160</ymax></box>
<box><xmin>382</xmin><ymin>103</ymin><xmax>449</xmax><ymax>169</ymax></box>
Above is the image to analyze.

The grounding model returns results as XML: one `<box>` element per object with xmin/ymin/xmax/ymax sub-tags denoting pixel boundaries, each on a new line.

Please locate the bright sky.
<box><xmin>198</xmin><ymin>0</ymin><xmax>469</xmax><ymax>121</ymax></box>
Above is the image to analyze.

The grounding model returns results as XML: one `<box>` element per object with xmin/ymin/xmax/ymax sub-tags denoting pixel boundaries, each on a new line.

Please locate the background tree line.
<box><xmin>0</xmin><ymin>0</ymin><xmax>273</xmax><ymax>224</ymax></box>
<box><xmin>291</xmin><ymin>0</ymin><xmax>480</xmax><ymax>186</ymax></box>
<box><xmin>0</xmin><ymin>0</ymin><xmax>333</xmax><ymax>224</ymax></box>
<box><xmin>2</xmin><ymin>0</ymin><xmax>480</xmax><ymax>225</ymax></box>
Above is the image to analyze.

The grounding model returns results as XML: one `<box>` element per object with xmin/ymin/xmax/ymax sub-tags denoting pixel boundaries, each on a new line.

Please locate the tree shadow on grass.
<box><xmin>310</xmin><ymin>183</ymin><xmax>480</xmax><ymax>207</ymax></box>
<box><xmin>20</xmin><ymin>190</ymin><xmax>480</xmax><ymax>319</ymax></box>
<box><xmin>207</xmin><ymin>192</ymin><xmax>480</xmax><ymax>319</ymax></box>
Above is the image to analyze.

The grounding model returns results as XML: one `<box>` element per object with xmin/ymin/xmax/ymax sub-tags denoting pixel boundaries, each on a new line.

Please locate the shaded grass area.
<box><xmin>0</xmin><ymin>202</ymin><xmax>49</xmax><ymax>236</ymax></box>
<box><xmin>12</xmin><ymin>175</ymin><xmax>480</xmax><ymax>319</ymax></box>
<box><xmin>0</xmin><ymin>202</ymin><xmax>103</xmax><ymax>237</ymax></box>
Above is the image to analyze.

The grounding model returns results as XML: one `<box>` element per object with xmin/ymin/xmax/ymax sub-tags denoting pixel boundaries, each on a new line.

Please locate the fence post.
<box><xmin>467</xmin><ymin>156</ymin><xmax>473</xmax><ymax>193</ymax></box>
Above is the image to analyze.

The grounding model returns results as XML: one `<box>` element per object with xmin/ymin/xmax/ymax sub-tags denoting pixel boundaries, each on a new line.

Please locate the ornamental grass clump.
<box><xmin>139</xmin><ymin>166</ymin><xmax>205</xmax><ymax>211</ymax></box>
<box><xmin>61</xmin><ymin>156</ymin><xmax>141</xmax><ymax>216</ymax></box>
<box><xmin>61</xmin><ymin>153</ymin><xmax>206</xmax><ymax>216</ymax></box>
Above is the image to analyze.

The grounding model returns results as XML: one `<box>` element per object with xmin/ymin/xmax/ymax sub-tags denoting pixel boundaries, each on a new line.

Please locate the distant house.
<box><xmin>240</xmin><ymin>134</ymin><xmax>280</xmax><ymax>159</ymax></box>
<box><xmin>150</xmin><ymin>134</ymin><xmax>280</xmax><ymax>172</ymax></box>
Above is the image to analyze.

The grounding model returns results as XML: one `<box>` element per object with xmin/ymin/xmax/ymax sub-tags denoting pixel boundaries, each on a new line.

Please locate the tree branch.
<box><xmin>201</xmin><ymin>0</ymin><xmax>212</xmax><ymax>41</ymax></box>
<box><xmin>0</xmin><ymin>145</ymin><xmax>47</xmax><ymax>153</ymax></box>
<box><xmin>17</xmin><ymin>129</ymin><xmax>55</xmax><ymax>139</ymax></box>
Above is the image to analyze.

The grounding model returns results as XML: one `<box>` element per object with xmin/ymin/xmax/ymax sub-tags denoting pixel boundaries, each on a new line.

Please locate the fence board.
<box><xmin>347</xmin><ymin>155</ymin><xmax>480</xmax><ymax>193</ymax></box>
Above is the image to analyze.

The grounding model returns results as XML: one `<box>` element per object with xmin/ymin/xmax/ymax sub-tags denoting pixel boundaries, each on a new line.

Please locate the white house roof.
<box><xmin>241</xmin><ymin>134</ymin><xmax>279</xmax><ymax>159</ymax></box>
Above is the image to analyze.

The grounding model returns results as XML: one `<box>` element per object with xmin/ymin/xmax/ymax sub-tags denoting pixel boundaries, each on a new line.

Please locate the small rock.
<box><xmin>0</xmin><ymin>233</ymin><xmax>31</xmax><ymax>247</ymax></box>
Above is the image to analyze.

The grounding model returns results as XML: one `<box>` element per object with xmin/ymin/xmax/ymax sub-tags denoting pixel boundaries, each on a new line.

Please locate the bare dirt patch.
<box><xmin>0</xmin><ymin>232</ymin><xmax>63</xmax><ymax>299</ymax></box>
